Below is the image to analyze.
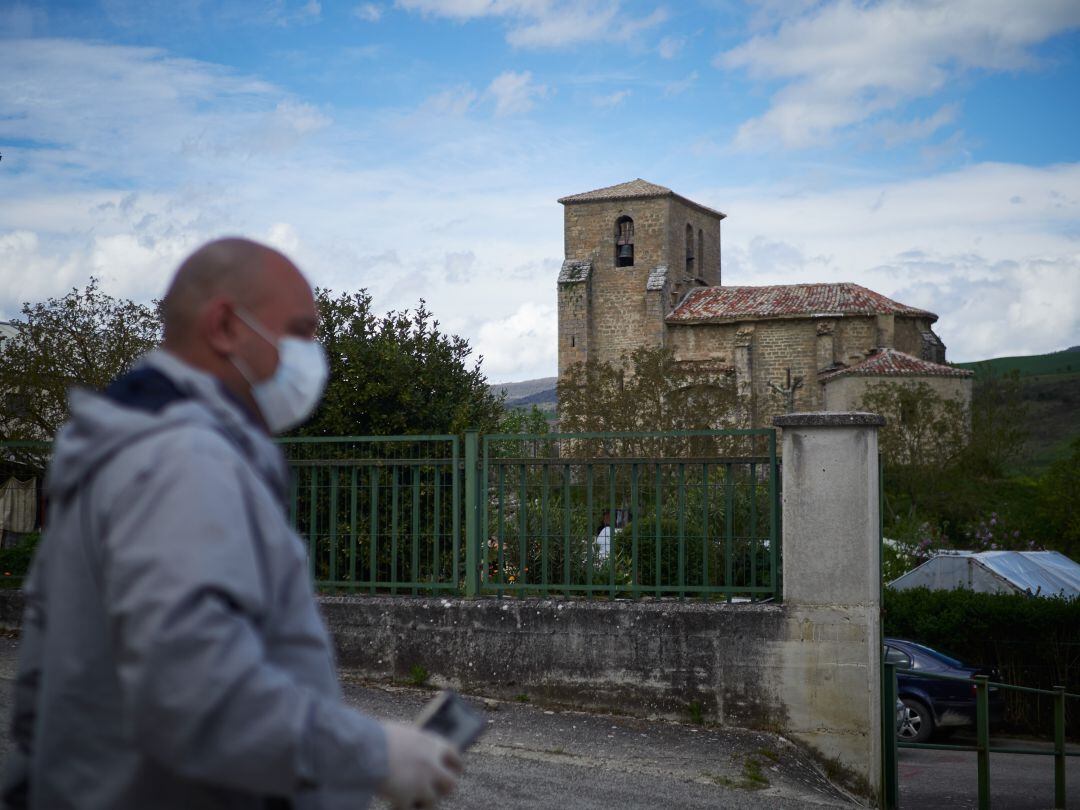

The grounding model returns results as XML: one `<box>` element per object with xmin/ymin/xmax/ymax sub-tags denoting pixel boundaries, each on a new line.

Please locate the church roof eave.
<box><xmin>666</xmin><ymin>283</ymin><xmax>938</xmax><ymax>324</ymax></box>
<box><xmin>819</xmin><ymin>348</ymin><xmax>974</xmax><ymax>381</ymax></box>
<box><xmin>558</xmin><ymin>178</ymin><xmax>726</xmax><ymax>220</ymax></box>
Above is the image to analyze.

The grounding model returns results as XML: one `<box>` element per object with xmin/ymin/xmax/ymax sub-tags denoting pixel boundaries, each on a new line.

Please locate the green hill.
<box><xmin>955</xmin><ymin>347</ymin><xmax>1080</xmax><ymax>379</ymax></box>
<box><xmin>955</xmin><ymin>347</ymin><xmax>1080</xmax><ymax>472</ymax></box>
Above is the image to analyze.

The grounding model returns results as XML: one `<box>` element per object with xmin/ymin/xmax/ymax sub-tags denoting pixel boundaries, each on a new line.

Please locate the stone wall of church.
<box><xmin>557</xmin><ymin>280</ymin><xmax>591</xmax><ymax>377</ymax></box>
<box><xmin>893</xmin><ymin>317</ymin><xmax>933</xmax><ymax>357</ymax></box>
<box><xmin>562</xmin><ymin>199</ymin><xmax>669</xmax><ymax>368</ymax></box>
<box><xmin>835</xmin><ymin>317</ymin><xmax>877</xmax><ymax>365</ymax></box>
<box><xmin>823</xmin><ymin>375</ymin><xmax>973</xmax><ymax>412</ymax></box>
<box><xmin>665</xmin><ymin>198</ymin><xmax>723</xmax><ymax>290</ymax></box>
<box><xmin>668</xmin><ymin>314</ymin><xmax>908</xmax><ymax>427</ymax></box>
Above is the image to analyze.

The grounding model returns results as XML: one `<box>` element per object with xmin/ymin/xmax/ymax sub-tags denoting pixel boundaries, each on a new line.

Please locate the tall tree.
<box><xmin>965</xmin><ymin>369</ymin><xmax>1029</xmax><ymax>477</ymax></box>
<box><xmin>294</xmin><ymin>288</ymin><xmax>504</xmax><ymax>436</ymax></box>
<box><xmin>0</xmin><ymin>278</ymin><xmax>161</xmax><ymax>446</ymax></box>
<box><xmin>557</xmin><ymin>347</ymin><xmax>741</xmax><ymax>435</ymax></box>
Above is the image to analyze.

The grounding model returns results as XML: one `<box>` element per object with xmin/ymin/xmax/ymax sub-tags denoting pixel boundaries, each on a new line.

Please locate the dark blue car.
<box><xmin>884</xmin><ymin>638</ymin><xmax>1005</xmax><ymax>743</ymax></box>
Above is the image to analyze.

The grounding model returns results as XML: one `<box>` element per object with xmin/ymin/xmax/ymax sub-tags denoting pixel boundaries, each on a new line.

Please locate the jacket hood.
<box><xmin>47</xmin><ymin>350</ymin><xmax>289</xmax><ymax>501</ymax></box>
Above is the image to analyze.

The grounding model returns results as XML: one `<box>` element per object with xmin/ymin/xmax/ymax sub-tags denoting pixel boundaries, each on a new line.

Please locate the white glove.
<box><xmin>378</xmin><ymin>721</ymin><xmax>462</xmax><ymax>810</ymax></box>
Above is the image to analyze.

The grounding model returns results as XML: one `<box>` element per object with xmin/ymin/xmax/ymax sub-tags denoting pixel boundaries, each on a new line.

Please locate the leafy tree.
<box><xmin>295</xmin><ymin>288</ymin><xmax>504</xmax><ymax>437</ymax></box>
<box><xmin>859</xmin><ymin>381</ymin><xmax>968</xmax><ymax>470</ymax></box>
<box><xmin>557</xmin><ymin>347</ymin><xmax>740</xmax><ymax>434</ymax></box>
<box><xmin>965</xmin><ymin>369</ymin><xmax>1029</xmax><ymax>477</ymax></box>
<box><xmin>0</xmin><ymin>278</ymin><xmax>161</xmax><ymax>450</ymax></box>
<box><xmin>495</xmin><ymin>404</ymin><xmax>550</xmax><ymax>436</ymax></box>
<box><xmin>1033</xmin><ymin>437</ymin><xmax>1080</xmax><ymax>558</ymax></box>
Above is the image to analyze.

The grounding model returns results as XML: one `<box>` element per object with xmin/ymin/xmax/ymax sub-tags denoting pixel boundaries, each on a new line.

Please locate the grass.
<box><xmin>408</xmin><ymin>665</ymin><xmax>429</xmax><ymax>687</ymax></box>
<box><xmin>515</xmin><ymin>693</ymin><xmax>530</xmax><ymax>703</ymax></box>
<box><xmin>755</xmin><ymin>746</ymin><xmax>780</xmax><ymax>763</ymax></box>
<box><xmin>686</xmin><ymin>701</ymin><xmax>704</xmax><ymax>725</ymax></box>
<box><xmin>742</xmin><ymin>756</ymin><xmax>769</xmax><ymax>787</ymax></box>
<box><xmin>705</xmin><ymin>754</ymin><xmax>770</xmax><ymax>792</ymax></box>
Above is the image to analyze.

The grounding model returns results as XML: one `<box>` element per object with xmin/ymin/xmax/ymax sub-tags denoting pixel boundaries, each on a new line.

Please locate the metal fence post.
<box><xmin>464</xmin><ymin>431</ymin><xmax>479</xmax><ymax>598</ymax></box>
<box><xmin>882</xmin><ymin>661</ymin><xmax>899</xmax><ymax>809</ymax></box>
<box><xmin>1054</xmin><ymin>685</ymin><xmax>1066</xmax><ymax>809</ymax></box>
<box><xmin>976</xmin><ymin>675</ymin><xmax>990</xmax><ymax>810</ymax></box>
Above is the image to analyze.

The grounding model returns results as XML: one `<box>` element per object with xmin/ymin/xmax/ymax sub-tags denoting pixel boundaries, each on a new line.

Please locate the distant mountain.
<box><xmin>489</xmin><ymin>376</ymin><xmax>557</xmax><ymax>409</ymax></box>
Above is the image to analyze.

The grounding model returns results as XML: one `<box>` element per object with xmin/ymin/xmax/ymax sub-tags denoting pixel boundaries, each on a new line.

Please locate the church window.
<box><xmin>615</xmin><ymin>216</ymin><xmax>634</xmax><ymax>267</ymax></box>
<box><xmin>685</xmin><ymin>224</ymin><xmax>694</xmax><ymax>275</ymax></box>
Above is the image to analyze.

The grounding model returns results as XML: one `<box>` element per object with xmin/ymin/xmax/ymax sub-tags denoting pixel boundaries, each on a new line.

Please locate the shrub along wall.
<box><xmin>883</xmin><ymin>587</ymin><xmax>1080</xmax><ymax>737</ymax></box>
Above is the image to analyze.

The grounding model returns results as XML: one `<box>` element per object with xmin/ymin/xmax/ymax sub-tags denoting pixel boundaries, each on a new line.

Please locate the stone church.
<box><xmin>556</xmin><ymin>179</ymin><xmax>973</xmax><ymax>427</ymax></box>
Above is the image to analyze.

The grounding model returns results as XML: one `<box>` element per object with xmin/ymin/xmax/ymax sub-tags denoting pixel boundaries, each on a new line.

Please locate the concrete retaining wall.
<box><xmin>0</xmin><ymin>591</ymin><xmax>870</xmax><ymax>760</ymax></box>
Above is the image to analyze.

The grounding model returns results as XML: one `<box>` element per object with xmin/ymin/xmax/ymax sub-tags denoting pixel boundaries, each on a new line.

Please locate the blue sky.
<box><xmin>2</xmin><ymin>0</ymin><xmax>1079</xmax><ymax>381</ymax></box>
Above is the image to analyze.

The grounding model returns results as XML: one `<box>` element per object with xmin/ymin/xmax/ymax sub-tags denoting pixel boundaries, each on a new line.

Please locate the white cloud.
<box><xmin>353</xmin><ymin>2</ymin><xmax>383</xmax><ymax>21</ymax></box>
<box><xmin>874</xmin><ymin>103</ymin><xmax>960</xmax><ymax>147</ymax></box>
<box><xmin>266</xmin><ymin>222</ymin><xmax>303</xmax><ymax>254</ymax></box>
<box><xmin>592</xmin><ymin>89</ymin><xmax>631</xmax><ymax>108</ymax></box>
<box><xmin>657</xmin><ymin>34</ymin><xmax>684</xmax><ymax>59</ymax></box>
<box><xmin>421</xmin><ymin>84</ymin><xmax>479</xmax><ymax>116</ymax></box>
<box><xmin>475</xmin><ymin>302</ymin><xmax>557</xmax><ymax>380</ymax></box>
<box><xmin>395</xmin><ymin>0</ymin><xmax>667</xmax><ymax>48</ymax></box>
<box><xmin>700</xmin><ymin>161</ymin><xmax>1080</xmax><ymax>360</ymax></box>
<box><xmin>663</xmin><ymin>70</ymin><xmax>697</xmax><ymax>96</ymax></box>
<box><xmin>273</xmin><ymin>0</ymin><xmax>322</xmax><ymax>26</ymax></box>
<box><xmin>486</xmin><ymin>70</ymin><xmax>549</xmax><ymax>116</ymax></box>
<box><xmin>718</xmin><ymin>0</ymin><xmax>1080</xmax><ymax>149</ymax></box>
<box><xmin>0</xmin><ymin>38</ymin><xmax>304</xmax><ymax>184</ymax></box>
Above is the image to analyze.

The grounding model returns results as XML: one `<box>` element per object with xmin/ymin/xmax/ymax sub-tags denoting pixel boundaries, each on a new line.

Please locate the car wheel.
<box><xmin>897</xmin><ymin>698</ymin><xmax>934</xmax><ymax>743</ymax></box>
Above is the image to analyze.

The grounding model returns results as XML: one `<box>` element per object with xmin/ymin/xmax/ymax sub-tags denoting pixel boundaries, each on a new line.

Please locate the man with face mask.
<box><xmin>3</xmin><ymin>239</ymin><xmax>461</xmax><ymax>810</ymax></box>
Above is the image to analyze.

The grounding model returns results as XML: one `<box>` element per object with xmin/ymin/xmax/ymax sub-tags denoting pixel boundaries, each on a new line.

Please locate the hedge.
<box><xmin>884</xmin><ymin>587</ymin><xmax>1080</xmax><ymax>738</ymax></box>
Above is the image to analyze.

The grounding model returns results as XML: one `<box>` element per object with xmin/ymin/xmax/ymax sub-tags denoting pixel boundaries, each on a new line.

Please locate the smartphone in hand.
<box><xmin>415</xmin><ymin>690</ymin><xmax>487</xmax><ymax>751</ymax></box>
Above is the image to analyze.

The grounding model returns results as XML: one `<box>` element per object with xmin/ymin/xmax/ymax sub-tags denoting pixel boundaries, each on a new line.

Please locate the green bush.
<box><xmin>884</xmin><ymin>587</ymin><xmax>1080</xmax><ymax>737</ymax></box>
<box><xmin>0</xmin><ymin>533</ymin><xmax>40</xmax><ymax>589</ymax></box>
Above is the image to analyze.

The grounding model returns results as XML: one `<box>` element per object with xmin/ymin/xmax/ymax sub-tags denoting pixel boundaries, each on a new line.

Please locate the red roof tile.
<box><xmin>820</xmin><ymin>348</ymin><xmax>973</xmax><ymax>380</ymax></box>
<box><xmin>667</xmin><ymin>283</ymin><xmax>936</xmax><ymax>323</ymax></box>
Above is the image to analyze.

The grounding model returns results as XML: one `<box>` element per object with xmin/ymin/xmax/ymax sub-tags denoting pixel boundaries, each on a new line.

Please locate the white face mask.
<box><xmin>230</xmin><ymin>308</ymin><xmax>328</xmax><ymax>433</ymax></box>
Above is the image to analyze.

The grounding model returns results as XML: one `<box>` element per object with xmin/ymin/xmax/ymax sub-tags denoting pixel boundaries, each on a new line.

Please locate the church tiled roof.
<box><xmin>666</xmin><ymin>283</ymin><xmax>937</xmax><ymax>324</ymax></box>
<box><xmin>558</xmin><ymin>179</ymin><xmax>725</xmax><ymax>218</ymax></box>
<box><xmin>820</xmin><ymin>348</ymin><xmax>973</xmax><ymax>380</ymax></box>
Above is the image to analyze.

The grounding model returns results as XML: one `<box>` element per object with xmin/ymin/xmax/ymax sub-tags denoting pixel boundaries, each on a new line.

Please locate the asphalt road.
<box><xmin>898</xmin><ymin>735</ymin><xmax>1080</xmax><ymax>809</ymax></box>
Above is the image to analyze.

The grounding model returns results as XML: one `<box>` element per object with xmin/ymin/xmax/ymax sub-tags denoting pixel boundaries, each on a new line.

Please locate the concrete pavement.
<box><xmin>339</xmin><ymin>673</ymin><xmax>854</xmax><ymax>809</ymax></box>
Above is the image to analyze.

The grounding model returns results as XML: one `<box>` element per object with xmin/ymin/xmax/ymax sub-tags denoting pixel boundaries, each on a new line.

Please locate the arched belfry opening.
<box><xmin>685</xmin><ymin>223</ymin><xmax>695</xmax><ymax>275</ymax></box>
<box><xmin>615</xmin><ymin>216</ymin><xmax>634</xmax><ymax>267</ymax></box>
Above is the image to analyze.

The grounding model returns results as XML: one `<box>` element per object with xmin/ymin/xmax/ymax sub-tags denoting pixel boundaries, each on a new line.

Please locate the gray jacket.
<box><xmin>4</xmin><ymin>350</ymin><xmax>387</xmax><ymax>809</ymax></box>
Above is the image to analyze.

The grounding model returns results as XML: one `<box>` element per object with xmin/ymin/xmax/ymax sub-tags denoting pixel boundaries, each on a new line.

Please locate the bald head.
<box><xmin>162</xmin><ymin>238</ymin><xmax>295</xmax><ymax>345</ymax></box>
<box><xmin>159</xmin><ymin>237</ymin><xmax>319</xmax><ymax>425</ymax></box>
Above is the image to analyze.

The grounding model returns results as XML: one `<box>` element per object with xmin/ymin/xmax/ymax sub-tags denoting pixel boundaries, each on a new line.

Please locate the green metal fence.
<box><xmin>477</xmin><ymin>429</ymin><xmax>780</xmax><ymax>600</ymax></box>
<box><xmin>882</xmin><ymin>661</ymin><xmax>1080</xmax><ymax>809</ymax></box>
<box><xmin>280</xmin><ymin>436</ymin><xmax>462</xmax><ymax>595</ymax></box>
<box><xmin>1</xmin><ymin>428</ymin><xmax>782</xmax><ymax>601</ymax></box>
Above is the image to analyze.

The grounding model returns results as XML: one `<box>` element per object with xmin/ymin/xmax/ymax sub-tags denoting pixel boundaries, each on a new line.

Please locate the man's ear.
<box><xmin>203</xmin><ymin>297</ymin><xmax>241</xmax><ymax>356</ymax></box>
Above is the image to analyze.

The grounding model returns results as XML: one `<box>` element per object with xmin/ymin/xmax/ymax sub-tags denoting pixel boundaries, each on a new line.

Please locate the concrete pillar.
<box><xmin>772</xmin><ymin>411</ymin><xmax>885</xmax><ymax>799</ymax></box>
